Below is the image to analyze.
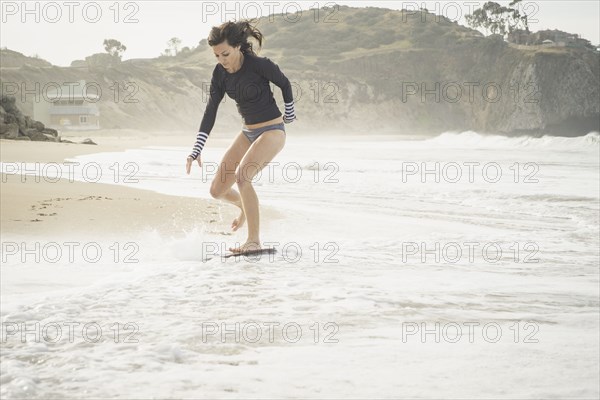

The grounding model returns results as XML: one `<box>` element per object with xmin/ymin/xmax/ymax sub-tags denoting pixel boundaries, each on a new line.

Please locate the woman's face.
<box><xmin>212</xmin><ymin>41</ymin><xmax>241</xmax><ymax>71</ymax></box>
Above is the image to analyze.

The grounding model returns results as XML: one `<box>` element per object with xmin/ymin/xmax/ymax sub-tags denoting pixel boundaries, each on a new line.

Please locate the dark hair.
<box><xmin>207</xmin><ymin>20</ymin><xmax>263</xmax><ymax>55</ymax></box>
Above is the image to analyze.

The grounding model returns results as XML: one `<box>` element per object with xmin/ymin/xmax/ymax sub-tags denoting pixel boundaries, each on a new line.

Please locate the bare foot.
<box><xmin>231</xmin><ymin>209</ymin><xmax>246</xmax><ymax>232</ymax></box>
<box><xmin>229</xmin><ymin>240</ymin><xmax>261</xmax><ymax>253</ymax></box>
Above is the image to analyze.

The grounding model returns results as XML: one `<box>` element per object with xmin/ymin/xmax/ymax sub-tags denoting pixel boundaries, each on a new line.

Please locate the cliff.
<box><xmin>0</xmin><ymin>5</ymin><xmax>598</xmax><ymax>136</ymax></box>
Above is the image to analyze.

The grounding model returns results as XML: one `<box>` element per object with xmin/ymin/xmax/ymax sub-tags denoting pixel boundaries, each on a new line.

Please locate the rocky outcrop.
<box><xmin>1</xmin><ymin>95</ymin><xmax>98</xmax><ymax>144</ymax></box>
<box><xmin>84</xmin><ymin>53</ymin><xmax>122</xmax><ymax>69</ymax></box>
<box><xmin>0</xmin><ymin>96</ymin><xmax>60</xmax><ymax>141</ymax></box>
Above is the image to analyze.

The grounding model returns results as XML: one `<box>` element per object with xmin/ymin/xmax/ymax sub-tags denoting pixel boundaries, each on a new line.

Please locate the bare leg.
<box><xmin>209</xmin><ymin>131</ymin><xmax>251</xmax><ymax>231</ymax></box>
<box><xmin>229</xmin><ymin>129</ymin><xmax>285</xmax><ymax>253</ymax></box>
<box><xmin>218</xmin><ymin>187</ymin><xmax>246</xmax><ymax>231</ymax></box>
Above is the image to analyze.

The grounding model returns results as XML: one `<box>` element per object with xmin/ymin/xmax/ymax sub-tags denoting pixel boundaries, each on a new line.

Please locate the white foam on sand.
<box><xmin>1</xmin><ymin>131</ymin><xmax>598</xmax><ymax>398</ymax></box>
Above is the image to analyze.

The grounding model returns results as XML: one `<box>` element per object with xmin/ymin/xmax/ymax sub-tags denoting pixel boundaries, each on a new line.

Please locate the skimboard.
<box><xmin>203</xmin><ymin>247</ymin><xmax>277</xmax><ymax>261</ymax></box>
<box><xmin>223</xmin><ymin>248</ymin><xmax>277</xmax><ymax>259</ymax></box>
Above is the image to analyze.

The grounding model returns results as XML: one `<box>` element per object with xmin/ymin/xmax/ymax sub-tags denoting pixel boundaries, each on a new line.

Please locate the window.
<box><xmin>80</xmin><ymin>116</ymin><xmax>88</xmax><ymax>124</ymax></box>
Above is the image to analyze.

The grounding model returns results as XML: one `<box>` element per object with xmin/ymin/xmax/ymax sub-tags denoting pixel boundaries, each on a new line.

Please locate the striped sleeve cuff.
<box><xmin>189</xmin><ymin>131</ymin><xmax>209</xmax><ymax>159</ymax></box>
<box><xmin>284</xmin><ymin>101</ymin><xmax>296</xmax><ymax>122</ymax></box>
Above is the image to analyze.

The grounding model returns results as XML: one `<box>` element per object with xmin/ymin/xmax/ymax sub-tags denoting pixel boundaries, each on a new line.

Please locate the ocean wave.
<box><xmin>425</xmin><ymin>131</ymin><xmax>600</xmax><ymax>151</ymax></box>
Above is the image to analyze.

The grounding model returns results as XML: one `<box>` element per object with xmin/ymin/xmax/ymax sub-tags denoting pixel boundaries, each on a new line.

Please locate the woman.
<box><xmin>185</xmin><ymin>20</ymin><xmax>296</xmax><ymax>254</ymax></box>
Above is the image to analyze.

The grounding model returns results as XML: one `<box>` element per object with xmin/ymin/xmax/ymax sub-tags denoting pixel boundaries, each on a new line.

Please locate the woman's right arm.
<box><xmin>189</xmin><ymin>66</ymin><xmax>225</xmax><ymax>160</ymax></box>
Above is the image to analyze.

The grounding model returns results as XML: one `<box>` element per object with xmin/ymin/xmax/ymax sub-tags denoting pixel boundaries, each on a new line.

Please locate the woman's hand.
<box><xmin>186</xmin><ymin>155</ymin><xmax>202</xmax><ymax>175</ymax></box>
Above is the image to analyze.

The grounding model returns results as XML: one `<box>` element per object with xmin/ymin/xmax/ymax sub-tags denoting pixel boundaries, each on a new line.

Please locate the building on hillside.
<box><xmin>508</xmin><ymin>29</ymin><xmax>593</xmax><ymax>49</ymax></box>
<box><xmin>33</xmin><ymin>80</ymin><xmax>100</xmax><ymax>130</ymax></box>
<box><xmin>542</xmin><ymin>39</ymin><xmax>555</xmax><ymax>47</ymax></box>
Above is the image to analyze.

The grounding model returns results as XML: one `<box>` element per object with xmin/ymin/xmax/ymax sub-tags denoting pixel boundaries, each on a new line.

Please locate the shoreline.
<box><xmin>1</xmin><ymin>137</ymin><xmax>219</xmax><ymax>239</ymax></box>
<box><xmin>0</xmin><ymin>135</ymin><xmax>283</xmax><ymax>239</ymax></box>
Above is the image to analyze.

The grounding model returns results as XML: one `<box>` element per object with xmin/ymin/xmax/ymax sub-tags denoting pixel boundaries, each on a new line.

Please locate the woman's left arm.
<box><xmin>259</xmin><ymin>57</ymin><xmax>296</xmax><ymax>123</ymax></box>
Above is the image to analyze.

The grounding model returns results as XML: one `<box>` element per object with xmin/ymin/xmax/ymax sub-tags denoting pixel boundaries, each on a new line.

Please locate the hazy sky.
<box><xmin>1</xmin><ymin>0</ymin><xmax>598</xmax><ymax>66</ymax></box>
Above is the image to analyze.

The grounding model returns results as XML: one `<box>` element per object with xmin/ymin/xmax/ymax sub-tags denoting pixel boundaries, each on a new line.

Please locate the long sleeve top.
<box><xmin>198</xmin><ymin>52</ymin><xmax>294</xmax><ymax>134</ymax></box>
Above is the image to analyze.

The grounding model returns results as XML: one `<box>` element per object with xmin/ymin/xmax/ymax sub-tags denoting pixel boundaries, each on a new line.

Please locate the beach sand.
<box><xmin>1</xmin><ymin>131</ymin><xmax>280</xmax><ymax>239</ymax></box>
<box><xmin>1</xmin><ymin>137</ymin><xmax>212</xmax><ymax>238</ymax></box>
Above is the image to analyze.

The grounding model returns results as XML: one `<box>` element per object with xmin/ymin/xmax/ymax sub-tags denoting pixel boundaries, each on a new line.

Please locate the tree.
<box><xmin>167</xmin><ymin>37</ymin><xmax>182</xmax><ymax>56</ymax></box>
<box><xmin>466</xmin><ymin>0</ymin><xmax>529</xmax><ymax>37</ymax></box>
<box><xmin>507</xmin><ymin>0</ymin><xmax>530</xmax><ymax>32</ymax></box>
<box><xmin>103</xmin><ymin>39</ymin><xmax>127</xmax><ymax>58</ymax></box>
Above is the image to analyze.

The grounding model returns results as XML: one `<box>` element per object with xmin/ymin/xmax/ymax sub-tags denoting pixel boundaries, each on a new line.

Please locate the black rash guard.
<box><xmin>198</xmin><ymin>52</ymin><xmax>294</xmax><ymax>134</ymax></box>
